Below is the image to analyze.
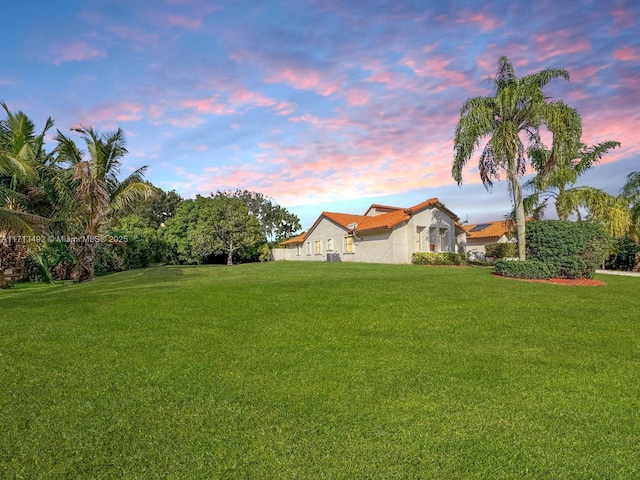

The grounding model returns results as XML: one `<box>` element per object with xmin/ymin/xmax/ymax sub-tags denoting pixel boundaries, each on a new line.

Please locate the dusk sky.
<box><xmin>2</xmin><ymin>0</ymin><xmax>639</xmax><ymax>227</ymax></box>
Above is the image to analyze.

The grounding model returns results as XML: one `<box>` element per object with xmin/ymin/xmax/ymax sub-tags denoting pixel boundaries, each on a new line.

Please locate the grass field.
<box><xmin>1</xmin><ymin>262</ymin><xmax>639</xmax><ymax>478</ymax></box>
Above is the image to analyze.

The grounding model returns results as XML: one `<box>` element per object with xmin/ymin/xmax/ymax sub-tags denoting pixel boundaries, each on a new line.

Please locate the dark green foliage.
<box><xmin>494</xmin><ymin>259</ymin><xmax>555</xmax><ymax>279</ymax></box>
<box><xmin>412</xmin><ymin>251</ymin><xmax>468</xmax><ymax>265</ymax></box>
<box><xmin>525</xmin><ymin>220</ymin><xmax>612</xmax><ymax>279</ymax></box>
<box><xmin>484</xmin><ymin>242</ymin><xmax>518</xmax><ymax>259</ymax></box>
<box><xmin>605</xmin><ymin>236</ymin><xmax>640</xmax><ymax>271</ymax></box>
<box><xmin>163</xmin><ymin>195</ymin><xmax>263</xmax><ymax>265</ymax></box>
<box><xmin>219</xmin><ymin>189</ymin><xmax>301</xmax><ymax>242</ymax></box>
<box><xmin>94</xmin><ymin>215</ymin><xmax>169</xmax><ymax>274</ymax></box>
<box><xmin>119</xmin><ymin>186</ymin><xmax>183</xmax><ymax>228</ymax></box>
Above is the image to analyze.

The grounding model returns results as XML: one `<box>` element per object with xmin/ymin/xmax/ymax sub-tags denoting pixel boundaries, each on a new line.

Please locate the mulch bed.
<box><xmin>493</xmin><ymin>274</ymin><xmax>605</xmax><ymax>286</ymax></box>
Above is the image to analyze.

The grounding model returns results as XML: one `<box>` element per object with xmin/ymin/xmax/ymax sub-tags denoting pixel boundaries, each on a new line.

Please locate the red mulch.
<box><xmin>493</xmin><ymin>273</ymin><xmax>605</xmax><ymax>286</ymax></box>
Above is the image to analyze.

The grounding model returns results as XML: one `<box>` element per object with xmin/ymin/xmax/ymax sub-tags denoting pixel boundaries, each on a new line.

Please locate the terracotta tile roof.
<box><xmin>279</xmin><ymin>232</ymin><xmax>306</xmax><ymax>245</ymax></box>
<box><xmin>287</xmin><ymin>197</ymin><xmax>459</xmax><ymax>243</ymax></box>
<box><xmin>363</xmin><ymin>203</ymin><xmax>402</xmax><ymax>216</ymax></box>
<box><xmin>464</xmin><ymin>220</ymin><xmax>514</xmax><ymax>239</ymax></box>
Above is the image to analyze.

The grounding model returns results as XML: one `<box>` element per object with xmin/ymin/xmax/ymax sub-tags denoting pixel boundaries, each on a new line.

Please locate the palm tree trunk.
<box><xmin>71</xmin><ymin>240</ymin><xmax>96</xmax><ymax>282</ymax></box>
<box><xmin>509</xmin><ymin>169</ymin><xmax>527</xmax><ymax>260</ymax></box>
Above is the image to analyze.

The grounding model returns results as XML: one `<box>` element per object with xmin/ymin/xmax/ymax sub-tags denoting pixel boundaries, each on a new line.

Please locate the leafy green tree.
<box><xmin>526</xmin><ymin>141</ymin><xmax>620</xmax><ymax>220</ymax></box>
<box><xmin>54</xmin><ymin>126</ymin><xmax>153</xmax><ymax>282</ymax></box>
<box><xmin>119</xmin><ymin>184</ymin><xmax>182</xmax><ymax>228</ymax></box>
<box><xmin>163</xmin><ymin>195</ymin><xmax>262</xmax><ymax>265</ymax></box>
<box><xmin>452</xmin><ymin>56</ymin><xmax>582</xmax><ymax>260</ymax></box>
<box><xmin>162</xmin><ymin>199</ymin><xmax>200</xmax><ymax>264</ymax></box>
<box><xmin>220</xmin><ymin>189</ymin><xmax>301</xmax><ymax>243</ymax></box>
<box><xmin>195</xmin><ymin>194</ymin><xmax>262</xmax><ymax>265</ymax></box>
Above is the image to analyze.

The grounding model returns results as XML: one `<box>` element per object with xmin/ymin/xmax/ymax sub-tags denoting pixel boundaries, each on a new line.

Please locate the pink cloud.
<box><xmin>612</xmin><ymin>46</ymin><xmax>640</xmax><ymax>61</ymax></box>
<box><xmin>229</xmin><ymin>87</ymin><xmax>276</xmax><ymax>108</ymax></box>
<box><xmin>50</xmin><ymin>42</ymin><xmax>106</xmax><ymax>65</ymax></box>
<box><xmin>533</xmin><ymin>30</ymin><xmax>591</xmax><ymax>61</ymax></box>
<box><xmin>403</xmin><ymin>55</ymin><xmax>474</xmax><ymax>90</ymax></box>
<box><xmin>182</xmin><ymin>96</ymin><xmax>228</xmax><ymax>114</ymax></box>
<box><xmin>231</xmin><ymin>49</ymin><xmax>342</xmax><ymax>97</ymax></box>
<box><xmin>611</xmin><ymin>6</ymin><xmax>637</xmax><ymax>29</ymax></box>
<box><xmin>166</xmin><ymin>14</ymin><xmax>201</xmax><ymax>30</ymax></box>
<box><xmin>456</xmin><ymin>12</ymin><xmax>504</xmax><ymax>32</ymax></box>
<box><xmin>569</xmin><ymin>66</ymin><xmax>600</xmax><ymax>83</ymax></box>
<box><xmin>344</xmin><ymin>88</ymin><xmax>370</xmax><ymax>106</ymax></box>
<box><xmin>75</xmin><ymin>101</ymin><xmax>145</xmax><ymax>126</ymax></box>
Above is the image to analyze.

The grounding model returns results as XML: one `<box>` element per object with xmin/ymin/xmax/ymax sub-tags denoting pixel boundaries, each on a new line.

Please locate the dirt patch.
<box><xmin>493</xmin><ymin>274</ymin><xmax>605</xmax><ymax>286</ymax></box>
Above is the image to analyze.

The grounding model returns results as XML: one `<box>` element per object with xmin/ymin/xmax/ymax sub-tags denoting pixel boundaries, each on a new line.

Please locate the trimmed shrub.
<box><xmin>412</xmin><ymin>252</ymin><xmax>468</xmax><ymax>265</ymax></box>
<box><xmin>485</xmin><ymin>242</ymin><xmax>517</xmax><ymax>259</ymax></box>
<box><xmin>526</xmin><ymin>220</ymin><xmax>612</xmax><ymax>279</ymax></box>
<box><xmin>494</xmin><ymin>259</ymin><xmax>555</xmax><ymax>279</ymax></box>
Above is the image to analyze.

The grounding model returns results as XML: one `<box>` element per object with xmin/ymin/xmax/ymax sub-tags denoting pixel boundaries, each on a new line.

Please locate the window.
<box><xmin>307</xmin><ymin>242</ymin><xmax>311</xmax><ymax>255</ymax></box>
<box><xmin>439</xmin><ymin>228</ymin><xmax>449</xmax><ymax>252</ymax></box>
<box><xmin>345</xmin><ymin>235</ymin><xmax>354</xmax><ymax>253</ymax></box>
<box><xmin>327</xmin><ymin>238</ymin><xmax>333</xmax><ymax>251</ymax></box>
<box><xmin>416</xmin><ymin>226</ymin><xmax>426</xmax><ymax>251</ymax></box>
<box><xmin>315</xmin><ymin>240</ymin><xmax>321</xmax><ymax>254</ymax></box>
<box><xmin>296</xmin><ymin>244</ymin><xmax>301</xmax><ymax>256</ymax></box>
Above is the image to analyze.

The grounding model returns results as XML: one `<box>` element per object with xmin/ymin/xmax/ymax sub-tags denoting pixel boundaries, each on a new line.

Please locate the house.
<box><xmin>273</xmin><ymin>198</ymin><xmax>466</xmax><ymax>264</ymax></box>
<box><xmin>463</xmin><ymin>220</ymin><xmax>515</xmax><ymax>260</ymax></box>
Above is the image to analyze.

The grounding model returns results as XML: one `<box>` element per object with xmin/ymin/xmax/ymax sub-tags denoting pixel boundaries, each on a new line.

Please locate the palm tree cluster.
<box><xmin>0</xmin><ymin>103</ymin><xmax>154</xmax><ymax>283</ymax></box>
<box><xmin>453</xmin><ymin>56</ymin><xmax>637</xmax><ymax>257</ymax></box>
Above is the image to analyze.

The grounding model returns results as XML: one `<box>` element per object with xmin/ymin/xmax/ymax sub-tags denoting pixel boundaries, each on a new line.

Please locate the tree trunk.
<box><xmin>509</xmin><ymin>169</ymin><xmax>527</xmax><ymax>261</ymax></box>
<box><xmin>227</xmin><ymin>241</ymin><xmax>234</xmax><ymax>266</ymax></box>
<box><xmin>71</xmin><ymin>239</ymin><xmax>97</xmax><ymax>282</ymax></box>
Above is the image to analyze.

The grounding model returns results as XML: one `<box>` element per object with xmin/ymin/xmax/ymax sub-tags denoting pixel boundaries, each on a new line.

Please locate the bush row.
<box><xmin>412</xmin><ymin>252</ymin><xmax>468</xmax><ymax>265</ymax></box>
<box><xmin>494</xmin><ymin>221</ymin><xmax>612</xmax><ymax>280</ymax></box>
<box><xmin>525</xmin><ymin>221</ymin><xmax>612</xmax><ymax>279</ymax></box>
<box><xmin>494</xmin><ymin>259</ymin><xmax>556</xmax><ymax>279</ymax></box>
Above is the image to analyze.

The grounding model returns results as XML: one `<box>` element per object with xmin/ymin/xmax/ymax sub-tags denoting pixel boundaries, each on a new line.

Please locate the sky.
<box><xmin>2</xmin><ymin>0</ymin><xmax>639</xmax><ymax>228</ymax></box>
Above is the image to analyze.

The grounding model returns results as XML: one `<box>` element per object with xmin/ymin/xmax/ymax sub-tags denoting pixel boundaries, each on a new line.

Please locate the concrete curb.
<box><xmin>595</xmin><ymin>269</ymin><xmax>640</xmax><ymax>277</ymax></box>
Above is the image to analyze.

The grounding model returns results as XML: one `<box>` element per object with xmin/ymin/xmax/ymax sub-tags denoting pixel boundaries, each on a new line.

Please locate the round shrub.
<box><xmin>485</xmin><ymin>242</ymin><xmax>517</xmax><ymax>259</ymax></box>
<box><xmin>525</xmin><ymin>220</ymin><xmax>612</xmax><ymax>279</ymax></box>
<box><xmin>494</xmin><ymin>259</ymin><xmax>555</xmax><ymax>279</ymax></box>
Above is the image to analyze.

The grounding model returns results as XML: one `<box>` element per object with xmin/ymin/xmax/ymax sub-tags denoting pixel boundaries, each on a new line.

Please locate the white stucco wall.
<box><xmin>466</xmin><ymin>234</ymin><xmax>509</xmax><ymax>260</ymax></box>
<box><xmin>272</xmin><ymin>205</ymin><xmax>459</xmax><ymax>264</ymax></box>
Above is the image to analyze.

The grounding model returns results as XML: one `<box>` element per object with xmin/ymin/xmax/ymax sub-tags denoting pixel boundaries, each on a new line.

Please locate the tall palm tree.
<box><xmin>452</xmin><ymin>56</ymin><xmax>582</xmax><ymax>259</ymax></box>
<box><xmin>54</xmin><ymin>126</ymin><xmax>153</xmax><ymax>282</ymax></box>
<box><xmin>0</xmin><ymin>102</ymin><xmax>53</xmax><ymax>235</ymax></box>
<box><xmin>526</xmin><ymin>140</ymin><xmax>621</xmax><ymax>220</ymax></box>
<box><xmin>621</xmin><ymin>171</ymin><xmax>640</xmax><ymax>243</ymax></box>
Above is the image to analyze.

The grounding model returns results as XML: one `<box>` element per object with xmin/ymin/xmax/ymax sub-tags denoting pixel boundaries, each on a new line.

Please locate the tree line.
<box><xmin>0</xmin><ymin>103</ymin><xmax>301</xmax><ymax>286</ymax></box>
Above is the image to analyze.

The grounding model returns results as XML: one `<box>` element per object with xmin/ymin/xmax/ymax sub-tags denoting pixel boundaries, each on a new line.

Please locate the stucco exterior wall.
<box><xmin>466</xmin><ymin>234</ymin><xmax>509</xmax><ymax>260</ymax></box>
<box><xmin>272</xmin><ymin>205</ymin><xmax>459</xmax><ymax>264</ymax></box>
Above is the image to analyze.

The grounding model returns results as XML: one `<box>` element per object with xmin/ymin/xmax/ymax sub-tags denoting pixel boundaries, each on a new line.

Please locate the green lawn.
<box><xmin>1</xmin><ymin>262</ymin><xmax>639</xmax><ymax>478</ymax></box>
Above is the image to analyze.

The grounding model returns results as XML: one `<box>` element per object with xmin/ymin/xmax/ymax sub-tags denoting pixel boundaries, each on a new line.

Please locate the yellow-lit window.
<box><xmin>315</xmin><ymin>240</ymin><xmax>321</xmax><ymax>254</ymax></box>
<box><xmin>345</xmin><ymin>235</ymin><xmax>354</xmax><ymax>253</ymax></box>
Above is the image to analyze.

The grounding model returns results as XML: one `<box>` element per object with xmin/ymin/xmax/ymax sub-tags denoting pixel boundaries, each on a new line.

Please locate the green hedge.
<box><xmin>412</xmin><ymin>252</ymin><xmax>468</xmax><ymax>265</ymax></box>
<box><xmin>525</xmin><ymin>220</ymin><xmax>612</xmax><ymax>279</ymax></box>
<box><xmin>485</xmin><ymin>242</ymin><xmax>518</xmax><ymax>259</ymax></box>
<box><xmin>494</xmin><ymin>259</ymin><xmax>555</xmax><ymax>279</ymax></box>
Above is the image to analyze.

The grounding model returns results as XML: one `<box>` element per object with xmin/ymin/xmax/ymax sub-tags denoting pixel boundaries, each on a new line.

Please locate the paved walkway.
<box><xmin>595</xmin><ymin>269</ymin><xmax>640</xmax><ymax>277</ymax></box>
